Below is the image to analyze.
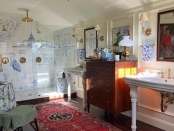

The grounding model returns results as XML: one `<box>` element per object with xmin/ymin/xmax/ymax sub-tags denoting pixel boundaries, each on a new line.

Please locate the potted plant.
<box><xmin>113</xmin><ymin>49</ymin><xmax>120</xmax><ymax>55</ymax></box>
<box><xmin>113</xmin><ymin>49</ymin><xmax>122</xmax><ymax>60</ymax></box>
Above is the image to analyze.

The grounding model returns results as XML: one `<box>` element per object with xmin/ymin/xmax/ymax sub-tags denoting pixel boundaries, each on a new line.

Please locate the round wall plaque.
<box><xmin>2</xmin><ymin>57</ymin><xmax>9</xmax><ymax>64</ymax></box>
<box><xmin>20</xmin><ymin>57</ymin><xmax>26</xmax><ymax>63</ymax></box>
<box><xmin>36</xmin><ymin>57</ymin><xmax>42</xmax><ymax>63</ymax></box>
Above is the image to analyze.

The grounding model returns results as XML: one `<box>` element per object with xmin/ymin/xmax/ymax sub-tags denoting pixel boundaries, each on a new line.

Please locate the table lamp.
<box><xmin>119</xmin><ymin>36</ymin><xmax>134</xmax><ymax>61</ymax></box>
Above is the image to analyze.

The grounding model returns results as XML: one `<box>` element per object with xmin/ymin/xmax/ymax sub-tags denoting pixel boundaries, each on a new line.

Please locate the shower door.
<box><xmin>31</xmin><ymin>41</ymin><xmax>55</xmax><ymax>97</ymax></box>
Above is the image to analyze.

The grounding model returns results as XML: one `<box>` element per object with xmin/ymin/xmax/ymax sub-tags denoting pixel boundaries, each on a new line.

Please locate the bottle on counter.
<box><xmin>62</xmin><ymin>72</ymin><xmax>66</xmax><ymax>78</ymax></box>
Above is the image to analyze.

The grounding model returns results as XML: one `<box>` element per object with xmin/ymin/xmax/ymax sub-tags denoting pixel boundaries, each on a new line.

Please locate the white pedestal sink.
<box><xmin>124</xmin><ymin>75</ymin><xmax>174</xmax><ymax>131</ymax></box>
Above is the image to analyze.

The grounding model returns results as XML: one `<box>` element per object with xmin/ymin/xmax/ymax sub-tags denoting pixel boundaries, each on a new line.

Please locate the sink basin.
<box><xmin>124</xmin><ymin>74</ymin><xmax>174</xmax><ymax>131</ymax></box>
<box><xmin>124</xmin><ymin>75</ymin><xmax>174</xmax><ymax>92</ymax></box>
<box><xmin>138</xmin><ymin>76</ymin><xmax>174</xmax><ymax>84</ymax></box>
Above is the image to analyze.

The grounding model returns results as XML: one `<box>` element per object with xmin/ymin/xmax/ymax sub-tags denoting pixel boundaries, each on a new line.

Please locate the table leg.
<box><xmin>67</xmin><ymin>74</ymin><xmax>72</xmax><ymax>102</ymax></box>
<box><xmin>34</xmin><ymin>118</ymin><xmax>39</xmax><ymax>131</ymax></box>
<box><xmin>0</xmin><ymin>126</ymin><xmax>3</xmax><ymax>131</ymax></box>
<box><xmin>130</xmin><ymin>85</ymin><xmax>138</xmax><ymax>131</ymax></box>
<box><xmin>81</xmin><ymin>73</ymin><xmax>87</xmax><ymax>111</ymax></box>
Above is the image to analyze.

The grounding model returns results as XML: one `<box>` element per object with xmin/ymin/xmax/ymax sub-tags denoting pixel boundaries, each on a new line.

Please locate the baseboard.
<box><xmin>121</xmin><ymin>109</ymin><xmax>174</xmax><ymax>131</ymax></box>
<box><xmin>137</xmin><ymin>112</ymin><xmax>174</xmax><ymax>131</ymax></box>
<box><xmin>17</xmin><ymin>92</ymin><xmax>77</xmax><ymax>105</ymax></box>
<box><xmin>63</xmin><ymin>92</ymin><xmax>77</xmax><ymax>98</ymax></box>
<box><xmin>138</xmin><ymin>103</ymin><xmax>174</xmax><ymax>117</ymax></box>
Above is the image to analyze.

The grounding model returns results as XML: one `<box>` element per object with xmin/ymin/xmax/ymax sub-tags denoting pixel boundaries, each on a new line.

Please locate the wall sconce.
<box><xmin>37</xmin><ymin>29</ymin><xmax>41</xmax><ymax>33</ymax></box>
<box><xmin>73</xmin><ymin>29</ymin><xmax>83</xmax><ymax>43</ymax></box>
<box><xmin>139</xmin><ymin>13</ymin><xmax>149</xmax><ymax>33</ymax></box>
<box><xmin>94</xmin><ymin>24</ymin><xmax>104</xmax><ymax>41</ymax></box>
<box><xmin>2</xmin><ymin>25</ymin><xmax>7</xmax><ymax>31</ymax></box>
<box><xmin>145</xmin><ymin>29</ymin><xmax>152</xmax><ymax>36</ymax></box>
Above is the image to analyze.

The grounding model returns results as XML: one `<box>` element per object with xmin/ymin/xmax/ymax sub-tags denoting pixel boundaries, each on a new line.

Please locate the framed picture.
<box><xmin>112</xmin><ymin>25</ymin><xmax>131</xmax><ymax>46</ymax></box>
<box><xmin>159</xmin><ymin>24</ymin><xmax>174</xmax><ymax>58</ymax></box>
<box><xmin>0</xmin><ymin>54</ymin><xmax>2</xmax><ymax>65</ymax></box>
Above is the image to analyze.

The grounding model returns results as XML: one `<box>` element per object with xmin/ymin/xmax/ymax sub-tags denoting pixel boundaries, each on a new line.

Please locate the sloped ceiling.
<box><xmin>0</xmin><ymin>0</ymin><xmax>163</xmax><ymax>31</ymax></box>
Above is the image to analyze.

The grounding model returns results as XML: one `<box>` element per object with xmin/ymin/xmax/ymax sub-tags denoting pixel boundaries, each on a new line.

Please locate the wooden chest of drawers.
<box><xmin>86</xmin><ymin>60</ymin><xmax>137</xmax><ymax>118</ymax></box>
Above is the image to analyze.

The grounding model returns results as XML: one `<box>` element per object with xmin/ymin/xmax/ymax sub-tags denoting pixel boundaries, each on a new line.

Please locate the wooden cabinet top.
<box><xmin>86</xmin><ymin>60</ymin><xmax>137</xmax><ymax>66</ymax></box>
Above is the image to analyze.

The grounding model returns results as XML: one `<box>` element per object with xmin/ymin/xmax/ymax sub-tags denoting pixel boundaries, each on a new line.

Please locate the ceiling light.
<box><xmin>22</xmin><ymin>10</ymin><xmax>33</xmax><ymax>22</ymax></box>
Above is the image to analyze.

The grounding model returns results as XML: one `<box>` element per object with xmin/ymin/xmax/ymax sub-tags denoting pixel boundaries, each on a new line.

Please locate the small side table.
<box><xmin>0</xmin><ymin>105</ymin><xmax>38</xmax><ymax>131</ymax></box>
<box><xmin>0</xmin><ymin>83</ymin><xmax>16</xmax><ymax>114</ymax></box>
<box><xmin>57</xmin><ymin>78</ymin><xmax>68</xmax><ymax>94</ymax></box>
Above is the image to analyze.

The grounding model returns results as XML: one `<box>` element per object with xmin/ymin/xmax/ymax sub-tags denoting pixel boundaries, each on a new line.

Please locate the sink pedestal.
<box><xmin>125</xmin><ymin>75</ymin><xmax>174</xmax><ymax>131</ymax></box>
<box><xmin>130</xmin><ymin>85</ymin><xmax>138</xmax><ymax>131</ymax></box>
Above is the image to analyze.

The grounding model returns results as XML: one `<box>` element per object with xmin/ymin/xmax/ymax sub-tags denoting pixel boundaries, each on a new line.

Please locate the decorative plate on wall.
<box><xmin>36</xmin><ymin>57</ymin><xmax>42</xmax><ymax>63</ymax></box>
<box><xmin>2</xmin><ymin>57</ymin><xmax>9</xmax><ymax>64</ymax></box>
<box><xmin>20</xmin><ymin>57</ymin><xmax>26</xmax><ymax>63</ymax></box>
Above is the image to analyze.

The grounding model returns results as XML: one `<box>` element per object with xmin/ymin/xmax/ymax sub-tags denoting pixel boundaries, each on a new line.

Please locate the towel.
<box><xmin>77</xmin><ymin>49</ymin><xmax>84</xmax><ymax>60</ymax></box>
<box><xmin>142</xmin><ymin>44</ymin><xmax>153</xmax><ymax>62</ymax></box>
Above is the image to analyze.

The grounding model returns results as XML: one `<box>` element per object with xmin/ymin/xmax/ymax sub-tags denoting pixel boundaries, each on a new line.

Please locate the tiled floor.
<box><xmin>15</xmin><ymin>87</ymin><xmax>63</xmax><ymax>101</ymax></box>
<box><xmin>21</xmin><ymin>97</ymin><xmax>164</xmax><ymax>131</ymax></box>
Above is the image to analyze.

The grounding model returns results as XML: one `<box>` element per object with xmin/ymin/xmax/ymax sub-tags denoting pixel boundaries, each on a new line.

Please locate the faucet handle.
<box><xmin>158</xmin><ymin>69</ymin><xmax>166</xmax><ymax>78</ymax></box>
<box><xmin>168</xmin><ymin>68</ymin><xmax>171</xmax><ymax>72</ymax></box>
<box><xmin>168</xmin><ymin>68</ymin><xmax>171</xmax><ymax>79</ymax></box>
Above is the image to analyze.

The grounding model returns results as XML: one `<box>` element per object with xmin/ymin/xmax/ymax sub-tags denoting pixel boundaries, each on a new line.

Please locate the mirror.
<box><xmin>157</xmin><ymin>9</ymin><xmax>174</xmax><ymax>61</ymax></box>
<box><xmin>84</xmin><ymin>27</ymin><xmax>98</xmax><ymax>59</ymax></box>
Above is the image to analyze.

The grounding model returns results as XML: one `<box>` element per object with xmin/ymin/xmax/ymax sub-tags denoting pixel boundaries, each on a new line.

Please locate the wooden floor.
<box><xmin>19</xmin><ymin>97</ymin><xmax>165</xmax><ymax>131</ymax></box>
<box><xmin>70</xmin><ymin>97</ymin><xmax>164</xmax><ymax>131</ymax></box>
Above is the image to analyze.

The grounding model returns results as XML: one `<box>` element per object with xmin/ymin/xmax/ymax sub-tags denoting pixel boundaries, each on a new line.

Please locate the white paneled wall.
<box><xmin>74</xmin><ymin>1</ymin><xmax>174</xmax><ymax>130</ymax></box>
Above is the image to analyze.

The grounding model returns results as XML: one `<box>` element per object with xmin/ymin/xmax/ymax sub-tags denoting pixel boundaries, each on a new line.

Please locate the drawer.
<box><xmin>89</xmin><ymin>75</ymin><xmax>113</xmax><ymax>87</ymax></box>
<box><xmin>87</xmin><ymin>92</ymin><xmax>113</xmax><ymax>110</ymax></box>
<box><xmin>89</xmin><ymin>86</ymin><xmax>113</xmax><ymax>98</ymax></box>
<box><xmin>87</xmin><ymin>65</ymin><xmax>114</xmax><ymax>75</ymax></box>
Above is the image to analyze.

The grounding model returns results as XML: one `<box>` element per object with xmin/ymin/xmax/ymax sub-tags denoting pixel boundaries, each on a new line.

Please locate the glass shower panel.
<box><xmin>31</xmin><ymin>41</ymin><xmax>55</xmax><ymax>98</ymax></box>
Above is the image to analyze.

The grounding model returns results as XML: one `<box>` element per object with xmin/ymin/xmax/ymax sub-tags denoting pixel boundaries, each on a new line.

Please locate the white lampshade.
<box><xmin>139</xmin><ymin>13</ymin><xmax>149</xmax><ymax>22</ymax></box>
<box><xmin>119</xmin><ymin>36</ymin><xmax>134</xmax><ymax>46</ymax></box>
<box><xmin>74</xmin><ymin>29</ymin><xmax>79</xmax><ymax>35</ymax></box>
<box><xmin>94</xmin><ymin>24</ymin><xmax>101</xmax><ymax>31</ymax></box>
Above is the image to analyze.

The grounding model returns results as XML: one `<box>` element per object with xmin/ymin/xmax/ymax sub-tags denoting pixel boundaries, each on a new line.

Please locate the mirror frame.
<box><xmin>84</xmin><ymin>27</ymin><xmax>98</xmax><ymax>59</ymax></box>
<box><xmin>157</xmin><ymin>9</ymin><xmax>174</xmax><ymax>62</ymax></box>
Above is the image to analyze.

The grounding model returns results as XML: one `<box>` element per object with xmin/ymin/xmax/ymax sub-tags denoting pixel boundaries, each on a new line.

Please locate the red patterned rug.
<box><xmin>31</xmin><ymin>99</ymin><xmax>121</xmax><ymax>131</ymax></box>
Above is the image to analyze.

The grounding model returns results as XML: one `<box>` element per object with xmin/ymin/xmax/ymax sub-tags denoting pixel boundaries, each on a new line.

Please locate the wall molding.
<box><xmin>138</xmin><ymin>103</ymin><xmax>174</xmax><ymax>117</ymax></box>
<box><xmin>137</xmin><ymin>112</ymin><xmax>174</xmax><ymax>131</ymax></box>
<box><xmin>75</xmin><ymin>0</ymin><xmax>174</xmax><ymax>28</ymax></box>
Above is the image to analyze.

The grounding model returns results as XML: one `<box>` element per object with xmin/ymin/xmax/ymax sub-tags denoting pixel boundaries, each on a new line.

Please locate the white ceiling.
<box><xmin>0</xmin><ymin>0</ymin><xmax>163</xmax><ymax>30</ymax></box>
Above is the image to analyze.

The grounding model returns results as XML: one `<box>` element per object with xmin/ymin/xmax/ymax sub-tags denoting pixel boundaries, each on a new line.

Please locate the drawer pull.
<box><xmin>91</xmin><ymin>86</ymin><xmax>93</xmax><ymax>88</ymax></box>
<box><xmin>106</xmin><ymin>101</ymin><xmax>109</xmax><ymax>104</ymax></box>
<box><xmin>91</xmin><ymin>77</ymin><xmax>93</xmax><ymax>79</ymax></box>
<box><xmin>91</xmin><ymin>96</ymin><xmax>93</xmax><ymax>98</ymax></box>
<box><xmin>107</xmin><ymin>90</ymin><xmax>110</xmax><ymax>93</ymax></box>
<box><xmin>106</xmin><ymin>79</ymin><xmax>109</xmax><ymax>82</ymax></box>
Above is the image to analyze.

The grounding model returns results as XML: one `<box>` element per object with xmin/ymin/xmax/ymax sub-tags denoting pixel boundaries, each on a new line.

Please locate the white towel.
<box><xmin>142</xmin><ymin>44</ymin><xmax>153</xmax><ymax>62</ymax></box>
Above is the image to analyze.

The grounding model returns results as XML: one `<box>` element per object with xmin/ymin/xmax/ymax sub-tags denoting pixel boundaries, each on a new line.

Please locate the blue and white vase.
<box><xmin>57</xmin><ymin>78</ymin><xmax>68</xmax><ymax>93</ymax></box>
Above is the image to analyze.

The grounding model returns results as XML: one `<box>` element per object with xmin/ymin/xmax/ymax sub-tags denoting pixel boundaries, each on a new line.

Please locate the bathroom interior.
<box><xmin>1</xmin><ymin>0</ymin><xmax>174</xmax><ymax>131</ymax></box>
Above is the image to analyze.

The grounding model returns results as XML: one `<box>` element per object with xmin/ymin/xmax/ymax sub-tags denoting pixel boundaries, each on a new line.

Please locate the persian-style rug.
<box><xmin>31</xmin><ymin>99</ymin><xmax>121</xmax><ymax>131</ymax></box>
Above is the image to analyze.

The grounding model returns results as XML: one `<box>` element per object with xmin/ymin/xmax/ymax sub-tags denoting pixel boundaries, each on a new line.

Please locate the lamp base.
<box><xmin>122</xmin><ymin>46</ymin><xmax>131</xmax><ymax>61</ymax></box>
